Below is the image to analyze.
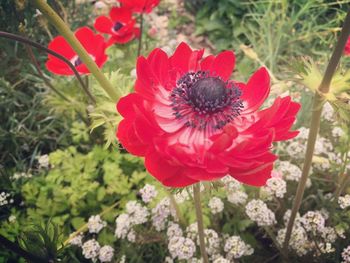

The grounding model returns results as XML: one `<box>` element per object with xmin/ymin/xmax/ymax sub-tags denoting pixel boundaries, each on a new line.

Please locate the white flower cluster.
<box><xmin>245</xmin><ymin>199</ymin><xmax>276</xmax><ymax>226</ymax></box>
<box><xmin>202</xmin><ymin>229</ymin><xmax>221</xmax><ymax>256</ymax></box>
<box><xmin>12</xmin><ymin>172</ymin><xmax>32</xmax><ymax>180</ymax></box>
<box><xmin>8</xmin><ymin>215</ymin><xmax>16</xmax><ymax>223</ymax></box>
<box><xmin>115</xmin><ymin>214</ymin><xmax>130</xmax><ymax>239</ymax></box>
<box><xmin>151</xmin><ymin>197</ymin><xmax>175</xmax><ymax>231</ymax></box>
<box><xmin>314</xmin><ymin>137</ymin><xmax>333</xmax><ymax>155</ymax></box>
<box><xmin>300</xmin><ymin>211</ymin><xmax>325</xmax><ymax>233</ymax></box>
<box><xmin>278</xmin><ymin>161</ymin><xmax>311</xmax><ymax>187</ymax></box>
<box><xmin>126</xmin><ymin>201</ymin><xmax>149</xmax><ymax>225</ymax></box>
<box><xmin>223</xmin><ymin>176</ymin><xmax>248</xmax><ymax>205</ymax></box>
<box><xmin>186</xmin><ymin>223</ymin><xmax>198</xmax><ymax>240</ymax></box>
<box><xmin>342</xmin><ymin>245</ymin><xmax>350</xmax><ymax>263</ymax></box>
<box><xmin>139</xmin><ymin>184</ymin><xmax>158</xmax><ymax>203</ymax></box>
<box><xmin>332</xmin><ymin>127</ymin><xmax>345</xmax><ymax>137</ymax></box>
<box><xmin>115</xmin><ymin>201</ymin><xmax>149</xmax><ymax>240</ymax></box>
<box><xmin>99</xmin><ymin>245</ymin><xmax>114</xmax><ymax>262</ymax></box>
<box><xmin>318</xmin><ymin>242</ymin><xmax>335</xmax><ymax>254</ymax></box>
<box><xmin>277</xmin><ymin>227</ymin><xmax>310</xmax><ymax>256</ymax></box>
<box><xmin>168</xmin><ymin>236</ymin><xmax>196</xmax><ymax>260</ymax></box>
<box><xmin>167</xmin><ymin>222</ymin><xmax>183</xmax><ymax>238</ymax></box>
<box><xmin>321</xmin><ymin>227</ymin><xmax>337</xmax><ymax>243</ymax></box>
<box><xmin>322</xmin><ymin>102</ymin><xmax>334</xmax><ymax>121</ymax></box>
<box><xmin>224</xmin><ymin>236</ymin><xmax>254</xmax><ymax>259</ymax></box>
<box><xmin>174</xmin><ymin>190</ymin><xmax>190</xmax><ymax>204</ymax></box>
<box><xmin>38</xmin><ymin>154</ymin><xmax>50</xmax><ymax>168</ymax></box>
<box><xmin>261</xmin><ymin>177</ymin><xmax>287</xmax><ymax>200</ymax></box>
<box><xmin>296</xmin><ymin>127</ymin><xmax>309</xmax><ymax>140</ymax></box>
<box><xmin>69</xmin><ymin>233</ymin><xmax>83</xmax><ymax>247</ymax></box>
<box><xmin>213</xmin><ymin>257</ymin><xmax>230</xmax><ymax>263</ymax></box>
<box><xmin>339</xmin><ymin>195</ymin><xmax>350</xmax><ymax>209</ymax></box>
<box><xmin>82</xmin><ymin>239</ymin><xmax>100</xmax><ymax>260</ymax></box>
<box><xmin>0</xmin><ymin>192</ymin><xmax>13</xmax><ymax>206</ymax></box>
<box><xmin>185</xmin><ymin>224</ymin><xmax>221</xmax><ymax>258</ymax></box>
<box><xmin>81</xmin><ymin>239</ymin><xmax>114</xmax><ymax>262</ymax></box>
<box><xmin>208</xmin><ymin>197</ymin><xmax>224</xmax><ymax>214</ymax></box>
<box><xmin>88</xmin><ymin>215</ymin><xmax>107</xmax><ymax>234</ymax></box>
<box><xmin>283</xmin><ymin>209</ymin><xmax>301</xmax><ymax>226</ymax></box>
<box><xmin>227</xmin><ymin>190</ymin><xmax>248</xmax><ymax>205</ymax></box>
<box><xmin>222</xmin><ymin>176</ymin><xmax>241</xmax><ymax>192</ymax></box>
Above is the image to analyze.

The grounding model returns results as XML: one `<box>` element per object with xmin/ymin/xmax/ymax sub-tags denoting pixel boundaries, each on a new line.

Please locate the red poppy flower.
<box><xmin>94</xmin><ymin>7</ymin><xmax>140</xmax><ymax>45</ymax></box>
<box><xmin>46</xmin><ymin>27</ymin><xmax>108</xmax><ymax>75</ymax></box>
<box><xmin>118</xmin><ymin>0</ymin><xmax>160</xmax><ymax>14</ymax></box>
<box><xmin>116</xmin><ymin>43</ymin><xmax>300</xmax><ymax>188</ymax></box>
<box><xmin>344</xmin><ymin>37</ymin><xmax>350</xmax><ymax>56</ymax></box>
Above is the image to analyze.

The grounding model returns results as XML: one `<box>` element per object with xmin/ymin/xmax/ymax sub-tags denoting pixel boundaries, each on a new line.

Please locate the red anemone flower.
<box><xmin>94</xmin><ymin>7</ymin><xmax>140</xmax><ymax>45</ymax></box>
<box><xmin>116</xmin><ymin>43</ymin><xmax>300</xmax><ymax>188</ymax></box>
<box><xmin>118</xmin><ymin>0</ymin><xmax>160</xmax><ymax>14</ymax></box>
<box><xmin>46</xmin><ymin>27</ymin><xmax>107</xmax><ymax>75</ymax></box>
<box><xmin>344</xmin><ymin>37</ymin><xmax>350</xmax><ymax>56</ymax></box>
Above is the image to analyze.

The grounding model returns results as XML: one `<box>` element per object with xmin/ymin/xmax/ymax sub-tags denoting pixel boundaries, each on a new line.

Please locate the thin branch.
<box><xmin>0</xmin><ymin>31</ymin><xmax>96</xmax><ymax>104</ymax></box>
<box><xmin>24</xmin><ymin>44</ymin><xmax>71</xmax><ymax>102</ymax></box>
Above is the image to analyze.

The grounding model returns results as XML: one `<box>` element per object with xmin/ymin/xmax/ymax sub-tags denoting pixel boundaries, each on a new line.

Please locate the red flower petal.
<box><xmin>241</xmin><ymin>67</ymin><xmax>270</xmax><ymax>113</ymax></box>
<box><xmin>110</xmin><ymin>7</ymin><xmax>132</xmax><ymax>22</ymax></box>
<box><xmin>210</xmin><ymin>51</ymin><xmax>235</xmax><ymax>81</ymax></box>
<box><xmin>230</xmin><ymin>163</ymin><xmax>274</xmax><ymax>186</ymax></box>
<box><xmin>94</xmin><ymin>16</ymin><xmax>113</xmax><ymax>34</ymax></box>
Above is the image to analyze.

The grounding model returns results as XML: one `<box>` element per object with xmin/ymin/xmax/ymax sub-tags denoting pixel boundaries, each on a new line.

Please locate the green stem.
<box><xmin>167</xmin><ymin>191</ymin><xmax>186</xmax><ymax>226</ymax></box>
<box><xmin>335</xmin><ymin>173</ymin><xmax>350</xmax><ymax>200</ymax></box>
<box><xmin>193</xmin><ymin>184</ymin><xmax>209</xmax><ymax>263</ymax></box>
<box><xmin>283</xmin><ymin>8</ymin><xmax>350</xmax><ymax>253</ymax></box>
<box><xmin>137</xmin><ymin>13</ymin><xmax>144</xmax><ymax>57</ymax></box>
<box><xmin>33</xmin><ymin>0</ymin><xmax>120</xmax><ymax>101</ymax></box>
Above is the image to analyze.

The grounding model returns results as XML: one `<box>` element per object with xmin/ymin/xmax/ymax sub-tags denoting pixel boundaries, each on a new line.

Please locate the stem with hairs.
<box><xmin>283</xmin><ymin>9</ymin><xmax>350</xmax><ymax>253</ymax></box>
<box><xmin>193</xmin><ymin>184</ymin><xmax>209</xmax><ymax>263</ymax></box>
<box><xmin>33</xmin><ymin>0</ymin><xmax>120</xmax><ymax>101</ymax></box>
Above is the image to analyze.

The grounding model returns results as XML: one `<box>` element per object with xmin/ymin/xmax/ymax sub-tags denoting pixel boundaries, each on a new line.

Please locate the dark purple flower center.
<box><xmin>113</xmin><ymin>22</ymin><xmax>123</xmax><ymax>32</ymax></box>
<box><xmin>74</xmin><ymin>57</ymin><xmax>83</xmax><ymax>67</ymax></box>
<box><xmin>170</xmin><ymin>71</ymin><xmax>243</xmax><ymax>130</ymax></box>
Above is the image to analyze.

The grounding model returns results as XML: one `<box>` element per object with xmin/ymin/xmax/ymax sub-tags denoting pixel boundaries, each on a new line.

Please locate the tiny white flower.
<box><xmin>339</xmin><ymin>195</ymin><xmax>350</xmax><ymax>209</ymax></box>
<box><xmin>99</xmin><ymin>245</ymin><xmax>114</xmax><ymax>262</ymax></box>
<box><xmin>139</xmin><ymin>184</ymin><xmax>158</xmax><ymax>203</ymax></box>
<box><xmin>88</xmin><ymin>215</ymin><xmax>106</xmax><ymax>234</ymax></box>
<box><xmin>209</xmin><ymin>197</ymin><xmax>224</xmax><ymax>214</ymax></box>
<box><xmin>82</xmin><ymin>239</ymin><xmax>100</xmax><ymax>260</ymax></box>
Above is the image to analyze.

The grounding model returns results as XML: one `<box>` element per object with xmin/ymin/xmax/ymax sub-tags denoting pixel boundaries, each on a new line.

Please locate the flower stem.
<box><xmin>335</xmin><ymin>174</ymin><xmax>350</xmax><ymax>200</ymax></box>
<box><xmin>137</xmin><ymin>13</ymin><xmax>144</xmax><ymax>57</ymax></box>
<box><xmin>283</xmin><ymin>9</ymin><xmax>350</xmax><ymax>253</ymax></box>
<box><xmin>193</xmin><ymin>184</ymin><xmax>209</xmax><ymax>263</ymax></box>
<box><xmin>33</xmin><ymin>0</ymin><xmax>120</xmax><ymax>101</ymax></box>
<box><xmin>167</xmin><ymin>191</ymin><xmax>186</xmax><ymax>226</ymax></box>
<box><xmin>0</xmin><ymin>31</ymin><xmax>96</xmax><ymax>104</ymax></box>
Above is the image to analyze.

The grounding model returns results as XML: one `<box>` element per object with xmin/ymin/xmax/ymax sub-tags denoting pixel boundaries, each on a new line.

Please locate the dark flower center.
<box><xmin>188</xmin><ymin>77</ymin><xmax>231</xmax><ymax>114</ymax></box>
<box><xmin>74</xmin><ymin>57</ymin><xmax>83</xmax><ymax>67</ymax></box>
<box><xmin>170</xmin><ymin>71</ymin><xmax>243</xmax><ymax>130</ymax></box>
<box><xmin>113</xmin><ymin>22</ymin><xmax>123</xmax><ymax>32</ymax></box>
